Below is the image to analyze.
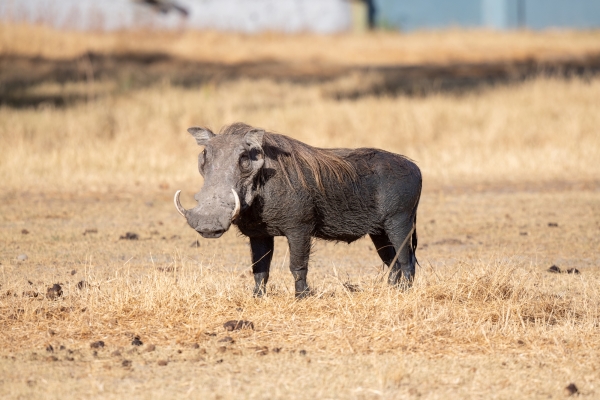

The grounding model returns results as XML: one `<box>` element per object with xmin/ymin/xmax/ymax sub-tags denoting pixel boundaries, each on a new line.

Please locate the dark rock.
<box><xmin>21</xmin><ymin>229</ymin><xmax>29</xmax><ymax>235</ymax></box>
<box><xmin>564</xmin><ymin>383</ymin><xmax>578</xmax><ymax>396</ymax></box>
<box><xmin>157</xmin><ymin>360</ymin><xmax>168</xmax><ymax>366</ymax></box>
<box><xmin>218</xmin><ymin>336</ymin><xmax>234</xmax><ymax>343</ymax></box>
<box><xmin>76</xmin><ymin>280</ymin><xmax>88</xmax><ymax>290</ymax></box>
<box><xmin>547</xmin><ymin>265</ymin><xmax>561</xmax><ymax>274</ymax></box>
<box><xmin>70</xmin><ymin>270</ymin><xmax>77</xmax><ymax>275</ymax></box>
<box><xmin>299</xmin><ymin>350</ymin><xmax>307</xmax><ymax>356</ymax></box>
<box><xmin>90</xmin><ymin>341</ymin><xmax>105</xmax><ymax>349</ymax></box>
<box><xmin>119</xmin><ymin>232</ymin><xmax>139</xmax><ymax>240</ymax></box>
<box><xmin>46</xmin><ymin>344</ymin><xmax>54</xmax><ymax>353</ymax></box>
<box><xmin>192</xmin><ymin>343</ymin><xmax>200</xmax><ymax>349</ymax></box>
<box><xmin>548</xmin><ymin>222</ymin><xmax>559</xmax><ymax>227</ymax></box>
<box><xmin>46</xmin><ymin>284</ymin><xmax>63</xmax><ymax>300</ymax></box>
<box><xmin>223</xmin><ymin>320</ymin><xmax>254</xmax><ymax>331</ymax></box>
<box><xmin>343</xmin><ymin>283</ymin><xmax>361</xmax><ymax>292</ymax></box>
<box><xmin>566</xmin><ymin>268</ymin><xmax>580</xmax><ymax>275</ymax></box>
<box><xmin>131</xmin><ymin>336</ymin><xmax>143</xmax><ymax>346</ymax></box>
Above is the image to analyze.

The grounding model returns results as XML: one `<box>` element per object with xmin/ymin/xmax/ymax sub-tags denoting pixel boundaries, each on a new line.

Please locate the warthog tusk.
<box><xmin>231</xmin><ymin>189</ymin><xmax>241</xmax><ymax>221</ymax></box>
<box><xmin>174</xmin><ymin>190</ymin><xmax>186</xmax><ymax>217</ymax></box>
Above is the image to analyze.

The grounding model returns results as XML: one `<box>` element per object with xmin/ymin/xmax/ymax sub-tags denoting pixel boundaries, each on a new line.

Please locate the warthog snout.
<box><xmin>174</xmin><ymin>189</ymin><xmax>240</xmax><ymax>238</ymax></box>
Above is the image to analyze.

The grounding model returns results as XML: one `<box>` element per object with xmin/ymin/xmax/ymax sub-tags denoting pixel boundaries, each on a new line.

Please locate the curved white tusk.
<box><xmin>173</xmin><ymin>190</ymin><xmax>186</xmax><ymax>217</ymax></box>
<box><xmin>231</xmin><ymin>188</ymin><xmax>241</xmax><ymax>221</ymax></box>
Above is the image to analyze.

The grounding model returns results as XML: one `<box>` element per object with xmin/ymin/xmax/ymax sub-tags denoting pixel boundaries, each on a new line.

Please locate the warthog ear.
<box><xmin>245</xmin><ymin>129</ymin><xmax>265</xmax><ymax>149</ymax></box>
<box><xmin>188</xmin><ymin>127</ymin><xmax>215</xmax><ymax>146</ymax></box>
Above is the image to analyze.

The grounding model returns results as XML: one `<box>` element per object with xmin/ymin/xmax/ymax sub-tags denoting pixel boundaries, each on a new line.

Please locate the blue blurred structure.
<box><xmin>1</xmin><ymin>0</ymin><xmax>599</xmax><ymax>32</ymax></box>
<box><xmin>376</xmin><ymin>0</ymin><xmax>600</xmax><ymax>30</ymax></box>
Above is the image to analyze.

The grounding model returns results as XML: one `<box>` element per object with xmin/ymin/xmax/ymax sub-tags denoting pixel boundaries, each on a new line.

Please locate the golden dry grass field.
<box><xmin>1</xmin><ymin>24</ymin><xmax>600</xmax><ymax>399</ymax></box>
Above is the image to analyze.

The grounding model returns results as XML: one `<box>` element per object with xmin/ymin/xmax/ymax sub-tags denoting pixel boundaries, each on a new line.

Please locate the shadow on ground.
<box><xmin>2</xmin><ymin>51</ymin><xmax>600</xmax><ymax>107</ymax></box>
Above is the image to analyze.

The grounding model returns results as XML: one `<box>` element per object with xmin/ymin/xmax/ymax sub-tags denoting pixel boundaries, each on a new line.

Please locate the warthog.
<box><xmin>175</xmin><ymin>123</ymin><xmax>421</xmax><ymax>298</ymax></box>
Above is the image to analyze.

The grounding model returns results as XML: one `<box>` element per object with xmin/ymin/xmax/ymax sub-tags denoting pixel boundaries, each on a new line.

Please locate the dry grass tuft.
<box><xmin>2</xmin><ymin>256</ymin><xmax>598</xmax><ymax>355</ymax></box>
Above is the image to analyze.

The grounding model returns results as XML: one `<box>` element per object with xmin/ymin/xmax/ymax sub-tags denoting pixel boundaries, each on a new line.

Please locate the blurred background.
<box><xmin>1</xmin><ymin>0</ymin><xmax>599</xmax><ymax>192</ymax></box>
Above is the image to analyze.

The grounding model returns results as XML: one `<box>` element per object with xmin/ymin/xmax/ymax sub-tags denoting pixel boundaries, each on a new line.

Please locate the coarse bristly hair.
<box><xmin>220</xmin><ymin>122</ymin><xmax>358</xmax><ymax>190</ymax></box>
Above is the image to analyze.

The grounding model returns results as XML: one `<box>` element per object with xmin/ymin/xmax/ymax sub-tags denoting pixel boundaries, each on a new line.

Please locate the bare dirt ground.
<box><xmin>1</xmin><ymin>181</ymin><xmax>599</xmax><ymax>399</ymax></box>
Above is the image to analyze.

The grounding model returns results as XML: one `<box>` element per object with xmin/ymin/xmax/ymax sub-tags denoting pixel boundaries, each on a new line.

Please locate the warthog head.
<box><xmin>174</xmin><ymin>126</ymin><xmax>265</xmax><ymax>238</ymax></box>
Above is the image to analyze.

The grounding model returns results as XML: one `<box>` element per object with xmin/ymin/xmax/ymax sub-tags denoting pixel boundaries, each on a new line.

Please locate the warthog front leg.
<box><xmin>286</xmin><ymin>230</ymin><xmax>312</xmax><ymax>298</ymax></box>
<box><xmin>250</xmin><ymin>236</ymin><xmax>274</xmax><ymax>297</ymax></box>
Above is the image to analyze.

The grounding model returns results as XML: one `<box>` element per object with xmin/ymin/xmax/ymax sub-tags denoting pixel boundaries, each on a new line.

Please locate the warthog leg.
<box><xmin>287</xmin><ymin>230</ymin><xmax>312</xmax><ymax>298</ymax></box>
<box><xmin>250</xmin><ymin>236</ymin><xmax>274</xmax><ymax>297</ymax></box>
<box><xmin>384</xmin><ymin>214</ymin><xmax>417</xmax><ymax>289</ymax></box>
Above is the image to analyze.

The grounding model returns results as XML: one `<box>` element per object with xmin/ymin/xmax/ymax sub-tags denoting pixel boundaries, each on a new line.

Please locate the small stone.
<box><xmin>46</xmin><ymin>344</ymin><xmax>54</xmax><ymax>353</ymax></box>
<box><xmin>17</xmin><ymin>254</ymin><xmax>28</xmax><ymax>262</ymax></box>
<box><xmin>566</xmin><ymin>268</ymin><xmax>580</xmax><ymax>275</ymax></box>
<box><xmin>548</xmin><ymin>222</ymin><xmax>559</xmax><ymax>227</ymax></box>
<box><xmin>46</xmin><ymin>284</ymin><xmax>63</xmax><ymax>300</ymax></box>
<box><xmin>21</xmin><ymin>229</ymin><xmax>29</xmax><ymax>235</ymax></box>
<box><xmin>519</xmin><ymin>232</ymin><xmax>528</xmax><ymax>236</ymax></box>
<box><xmin>547</xmin><ymin>265</ymin><xmax>561</xmax><ymax>274</ymax></box>
<box><xmin>77</xmin><ymin>281</ymin><xmax>88</xmax><ymax>290</ymax></box>
<box><xmin>299</xmin><ymin>350</ymin><xmax>307</xmax><ymax>356</ymax></box>
<box><xmin>122</xmin><ymin>360</ymin><xmax>132</xmax><ymax>367</ymax></box>
<box><xmin>90</xmin><ymin>341</ymin><xmax>105</xmax><ymax>349</ymax></box>
<box><xmin>70</xmin><ymin>270</ymin><xmax>77</xmax><ymax>275</ymax></box>
<box><xmin>46</xmin><ymin>356</ymin><xmax>58</xmax><ymax>362</ymax></box>
<box><xmin>145</xmin><ymin>344</ymin><xmax>156</xmax><ymax>352</ymax></box>
<box><xmin>157</xmin><ymin>360</ymin><xmax>168</xmax><ymax>366</ymax></box>
<box><xmin>191</xmin><ymin>343</ymin><xmax>200</xmax><ymax>349</ymax></box>
<box><xmin>131</xmin><ymin>336</ymin><xmax>143</xmax><ymax>346</ymax></box>
<box><xmin>119</xmin><ymin>232</ymin><xmax>139</xmax><ymax>240</ymax></box>
<box><xmin>564</xmin><ymin>383</ymin><xmax>578</xmax><ymax>396</ymax></box>
<box><xmin>223</xmin><ymin>320</ymin><xmax>254</xmax><ymax>331</ymax></box>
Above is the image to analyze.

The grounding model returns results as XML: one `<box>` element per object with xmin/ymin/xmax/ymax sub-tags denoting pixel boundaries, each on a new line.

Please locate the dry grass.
<box><xmin>2</xmin><ymin>23</ymin><xmax>600</xmax><ymax>66</ymax></box>
<box><xmin>1</xmin><ymin>24</ymin><xmax>600</xmax><ymax>398</ymax></box>
<box><xmin>1</xmin><ymin>187</ymin><xmax>599</xmax><ymax>398</ymax></box>
<box><xmin>1</xmin><ymin>76</ymin><xmax>600</xmax><ymax>191</ymax></box>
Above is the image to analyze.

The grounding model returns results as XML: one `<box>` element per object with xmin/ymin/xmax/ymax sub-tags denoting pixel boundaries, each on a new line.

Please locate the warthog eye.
<box><xmin>239</xmin><ymin>153</ymin><xmax>251</xmax><ymax>171</ymax></box>
<box><xmin>198</xmin><ymin>149</ymin><xmax>206</xmax><ymax>172</ymax></box>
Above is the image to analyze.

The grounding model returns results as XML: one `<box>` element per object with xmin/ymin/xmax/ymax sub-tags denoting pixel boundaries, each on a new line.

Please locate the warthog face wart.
<box><xmin>174</xmin><ymin>126</ymin><xmax>265</xmax><ymax>238</ymax></box>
